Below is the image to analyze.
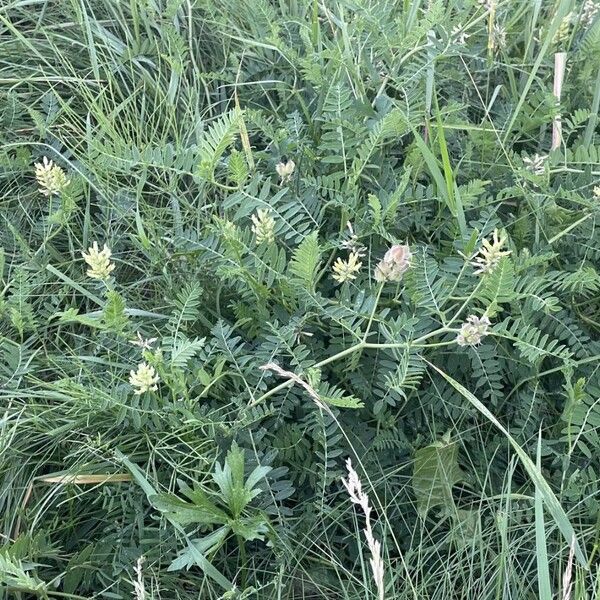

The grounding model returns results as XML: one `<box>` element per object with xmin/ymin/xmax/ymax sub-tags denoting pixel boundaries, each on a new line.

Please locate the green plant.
<box><xmin>1</xmin><ymin>0</ymin><xmax>599</xmax><ymax>598</ymax></box>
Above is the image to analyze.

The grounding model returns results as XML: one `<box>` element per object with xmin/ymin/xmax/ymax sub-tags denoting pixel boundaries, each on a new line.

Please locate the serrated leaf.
<box><xmin>150</xmin><ymin>493</ymin><xmax>228</xmax><ymax>526</ymax></box>
<box><xmin>320</xmin><ymin>394</ymin><xmax>364</xmax><ymax>409</ymax></box>
<box><xmin>288</xmin><ymin>231</ymin><xmax>322</xmax><ymax>291</ymax></box>
<box><xmin>213</xmin><ymin>442</ymin><xmax>270</xmax><ymax>518</ymax></box>
<box><xmin>103</xmin><ymin>290</ymin><xmax>128</xmax><ymax>331</ymax></box>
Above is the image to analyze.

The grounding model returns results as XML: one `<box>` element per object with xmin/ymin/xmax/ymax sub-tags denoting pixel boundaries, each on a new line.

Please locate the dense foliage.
<box><xmin>1</xmin><ymin>0</ymin><xmax>600</xmax><ymax>598</ymax></box>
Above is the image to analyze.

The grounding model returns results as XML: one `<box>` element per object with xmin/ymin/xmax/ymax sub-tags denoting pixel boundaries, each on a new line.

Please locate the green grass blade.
<box><xmin>425</xmin><ymin>359</ymin><xmax>587</xmax><ymax>567</ymax></box>
<box><xmin>535</xmin><ymin>429</ymin><xmax>553</xmax><ymax>600</ymax></box>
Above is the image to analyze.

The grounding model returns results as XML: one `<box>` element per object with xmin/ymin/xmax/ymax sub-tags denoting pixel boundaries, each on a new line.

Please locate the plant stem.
<box><xmin>362</xmin><ymin>282</ymin><xmax>385</xmax><ymax>343</ymax></box>
<box><xmin>250</xmin><ymin>327</ymin><xmax>453</xmax><ymax>406</ymax></box>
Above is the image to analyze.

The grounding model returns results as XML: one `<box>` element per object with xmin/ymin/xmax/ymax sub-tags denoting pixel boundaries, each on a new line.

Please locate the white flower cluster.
<box><xmin>456</xmin><ymin>315</ymin><xmax>491</xmax><ymax>347</ymax></box>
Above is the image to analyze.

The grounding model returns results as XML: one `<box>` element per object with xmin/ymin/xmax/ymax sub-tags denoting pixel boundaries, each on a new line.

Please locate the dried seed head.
<box><xmin>133</xmin><ymin>556</ymin><xmax>146</xmax><ymax>600</ymax></box>
<box><xmin>581</xmin><ymin>0</ymin><xmax>600</xmax><ymax>27</ymax></box>
<box><xmin>342</xmin><ymin>459</ymin><xmax>384</xmax><ymax>600</ymax></box>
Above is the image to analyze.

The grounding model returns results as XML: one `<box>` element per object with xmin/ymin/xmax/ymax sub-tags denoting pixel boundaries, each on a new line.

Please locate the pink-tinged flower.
<box><xmin>374</xmin><ymin>244</ymin><xmax>412</xmax><ymax>282</ymax></box>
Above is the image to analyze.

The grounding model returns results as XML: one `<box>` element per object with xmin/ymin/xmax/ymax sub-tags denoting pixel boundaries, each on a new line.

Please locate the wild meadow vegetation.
<box><xmin>1</xmin><ymin>0</ymin><xmax>600</xmax><ymax>598</ymax></box>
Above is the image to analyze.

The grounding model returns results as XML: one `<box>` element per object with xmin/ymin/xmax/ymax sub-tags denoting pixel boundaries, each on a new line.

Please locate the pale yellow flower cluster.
<box><xmin>554</xmin><ymin>14</ymin><xmax>572</xmax><ymax>45</ymax></box>
<box><xmin>35</xmin><ymin>156</ymin><xmax>70</xmax><ymax>196</ymax></box>
<box><xmin>129</xmin><ymin>362</ymin><xmax>160</xmax><ymax>395</ymax></box>
<box><xmin>251</xmin><ymin>208</ymin><xmax>276</xmax><ymax>244</ymax></box>
<box><xmin>81</xmin><ymin>242</ymin><xmax>116</xmax><ymax>281</ymax></box>
<box><xmin>471</xmin><ymin>229</ymin><xmax>511</xmax><ymax>275</ymax></box>
<box><xmin>332</xmin><ymin>252</ymin><xmax>362</xmax><ymax>283</ymax></box>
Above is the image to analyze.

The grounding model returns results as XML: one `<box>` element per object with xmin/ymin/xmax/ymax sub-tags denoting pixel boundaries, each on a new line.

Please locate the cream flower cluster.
<box><xmin>81</xmin><ymin>242</ymin><xmax>116</xmax><ymax>281</ymax></box>
<box><xmin>456</xmin><ymin>315</ymin><xmax>491</xmax><ymax>347</ymax></box>
<box><xmin>471</xmin><ymin>229</ymin><xmax>511</xmax><ymax>275</ymax></box>
<box><xmin>251</xmin><ymin>208</ymin><xmax>276</xmax><ymax>244</ymax></box>
<box><xmin>35</xmin><ymin>156</ymin><xmax>70</xmax><ymax>196</ymax></box>
<box><xmin>275</xmin><ymin>159</ymin><xmax>295</xmax><ymax>184</ymax></box>
<box><xmin>129</xmin><ymin>362</ymin><xmax>160</xmax><ymax>395</ymax></box>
